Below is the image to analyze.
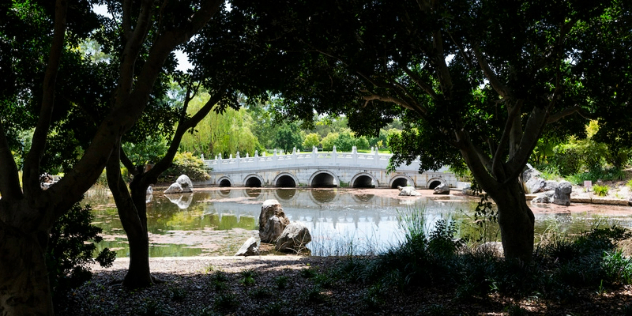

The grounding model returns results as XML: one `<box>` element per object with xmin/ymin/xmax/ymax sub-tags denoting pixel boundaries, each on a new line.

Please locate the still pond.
<box><xmin>85</xmin><ymin>188</ymin><xmax>632</xmax><ymax>257</ymax></box>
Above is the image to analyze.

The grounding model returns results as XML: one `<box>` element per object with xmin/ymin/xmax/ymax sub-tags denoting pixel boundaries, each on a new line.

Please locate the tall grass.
<box><xmin>330</xmin><ymin>206</ymin><xmax>632</xmax><ymax>302</ymax></box>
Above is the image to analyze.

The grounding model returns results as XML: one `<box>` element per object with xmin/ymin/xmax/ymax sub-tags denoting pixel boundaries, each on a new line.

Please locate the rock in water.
<box><xmin>164</xmin><ymin>183</ymin><xmax>184</xmax><ymax>194</ymax></box>
<box><xmin>532</xmin><ymin>191</ymin><xmax>555</xmax><ymax>204</ymax></box>
<box><xmin>275</xmin><ymin>222</ymin><xmax>312</xmax><ymax>252</ymax></box>
<box><xmin>176</xmin><ymin>175</ymin><xmax>193</xmax><ymax>193</ymax></box>
<box><xmin>433</xmin><ymin>183</ymin><xmax>450</xmax><ymax>195</ymax></box>
<box><xmin>553</xmin><ymin>181</ymin><xmax>572</xmax><ymax>206</ymax></box>
<box><xmin>235</xmin><ymin>237</ymin><xmax>259</xmax><ymax>256</ymax></box>
<box><xmin>259</xmin><ymin>200</ymin><xmax>290</xmax><ymax>243</ymax></box>
<box><xmin>398</xmin><ymin>186</ymin><xmax>421</xmax><ymax>196</ymax></box>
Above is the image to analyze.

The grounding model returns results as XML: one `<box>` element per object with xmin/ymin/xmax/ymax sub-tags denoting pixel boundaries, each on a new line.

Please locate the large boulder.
<box><xmin>164</xmin><ymin>183</ymin><xmax>184</xmax><ymax>194</ymax></box>
<box><xmin>525</xmin><ymin>177</ymin><xmax>546</xmax><ymax>194</ymax></box>
<box><xmin>398</xmin><ymin>186</ymin><xmax>421</xmax><ymax>196</ymax></box>
<box><xmin>235</xmin><ymin>237</ymin><xmax>259</xmax><ymax>256</ymax></box>
<box><xmin>522</xmin><ymin>164</ymin><xmax>541</xmax><ymax>183</ymax></box>
<box><xmin>543</xmin><ymin>180</ymin><xmax>559</xmax><ymax>192</ymax></box>
<box><xmin>176</xmin><ymin>175</ymin><xmax>193</xmax><ymax>193</ymax></box>
<box><xmin>553</xmin><ymin>181</ymin><xmax>572</xmax><ymax>206</ymax></box>
<box><xmin>532</xmin><ymin>190</ymin><xmax>555</xmax><ymax>204</ymax></box>
<box><xmin>275</xmin><ymin>222</ymin><xmax>312</xmax><ymax>252</ymax></box>
<box><xmin>433</xmin><ymin>183</ymin><xmax>450</xmax><ymax>195</ymax></box>
<box><xmin>259</xmin><ymin>200</ymin><xmax>290</xmax><ymax>243</ymax></box>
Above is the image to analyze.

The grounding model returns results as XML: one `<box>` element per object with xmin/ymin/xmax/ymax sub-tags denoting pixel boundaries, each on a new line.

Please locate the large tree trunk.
<box><xmin>488</xmin><ymin>179</ymin><xmax>535</xmax><ymax>262</ymax></box>
<box><xmin>0</xmin><ymin>216</ymin><xmax>53</xmax><ymax>315</ymax></box>
<box><xmin>106</xmin><ymin>152</ymin><xmax>154</xmax><ymax>289</ymax></box>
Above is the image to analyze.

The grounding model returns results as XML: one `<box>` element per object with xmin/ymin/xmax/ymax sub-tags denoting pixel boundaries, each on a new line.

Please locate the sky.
<box><xmin>92</xmin><ymin>5</ymin><xmax>194</xmax><ymax>72</ymax></box>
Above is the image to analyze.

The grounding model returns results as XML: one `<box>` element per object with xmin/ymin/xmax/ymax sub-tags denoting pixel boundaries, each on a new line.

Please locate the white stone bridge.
<box><xmin>202</xmin><ymin>147</ymin><xmax>457</xmax><ymax>189</ymax></box>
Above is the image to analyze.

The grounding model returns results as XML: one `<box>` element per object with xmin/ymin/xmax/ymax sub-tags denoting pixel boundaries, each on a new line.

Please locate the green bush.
<box><xmin>567</xmin><ymin>167</ymin><xmax>626</xmax><ymax>185</ymax></box>
<box><xmin>593</xmin><ymin>184</ymin><xmax>609</xmax><ymax>197</ymax></box>
<box><xmin>329</xmin><ymin>215</ymin><xmax>632</xmax><ymax>301</ymax></box>
<box><xmin>47</xmin><ymin>201</ymin><xmax>116</xmax><ymax>305</ymax></box>
<box><xmin>550</xmin><ymin>143</ymin><xmax>583</xmax><ymax>176</ymax></box>
<box><xmin>159</xmin><ymin>151</ymin><xmax>210</xmax><ymax>182</ymax></box>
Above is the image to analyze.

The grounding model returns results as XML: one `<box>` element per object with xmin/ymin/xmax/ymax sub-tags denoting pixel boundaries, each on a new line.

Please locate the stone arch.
<box><xmin>243</xmin><ymin>174</ymin><xmax>264</xmax><ymax>187</ymax></box>
<box><xmin>389</xmin><ymin>175</ymin><xmax>414</xmax><ymax>188</ymax></box>
<box><xmin>350</xmin><ymin>172</ymin><xmax>378</xmax><ymax>188</ymax></box>
<box><xmin>427</xmin><ymin>178</ymin><xmax>445</xmax><ymax>189</ymax></box>
<box><xmin>309</xmin><ymin>170</ymin><xmax>339</xmax><ymax>188</ymax></box>
<box><xmin>273</xmin><ymin>172</ymin><xmax>299</xmax><ymax>188</ymax></box>
<box><xmin>218</xmin><ymin>176</ymin><xmax>232</xmax><ymax>187</ymax></box>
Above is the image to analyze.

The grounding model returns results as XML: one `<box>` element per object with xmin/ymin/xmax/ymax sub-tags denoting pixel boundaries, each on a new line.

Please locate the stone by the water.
<box><xmin>553</xmin><ymin>181</ymin><xmax>572</xmax><ymax>206</ymax></box>
<box><xmin>543</xmin><ymin>180</ymin><xmax>559</xmax><ymax>192</ymax></box>
<box><xmin>275</xmin><ymin>222</ymin><xmax>312</xmax><ymax>252</ymax></box>
<box><xmin>522</xmin><ymin>164</ymin><xmax>541</xmax><ymax>183</ymax></box>
<box><xmin>532</xmin><ymin>191</ymin><xmax>555</xmax><ymax>204</ymax></box>
<box><xmin>433</xmin><ymin>183</ymin><xmax>450</xmax><ymax>195</ymax></box>
<box><xmin>235</xmin><ymin>237</ymin><xmax>259</xmax><ymax>256</ymax></box>
<box><xmin>525</xmin><ymin>176</ymin><xmax>546</xmax><ymax>194</ymax></box>
<box><xmin>164</xmin><ymin>183</ymin><xmax>184</xmax><ymax>194</ymax></box>
<box><xmin>176</xmin><ymin>175</ymin><xmax>193</xmax><ymax>193</ymax></box>
<box><xmin>259</xmin><ymin>200</ymin><xmax>290</xmax><ymax>243</ymax></box>
<box><xmin>398</xmin><ymin>186</ymin><xmax>421</xmax><ymax>196</ymax></box>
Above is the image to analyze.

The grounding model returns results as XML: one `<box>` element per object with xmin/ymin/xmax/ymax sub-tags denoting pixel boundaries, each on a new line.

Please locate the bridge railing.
<box><xmin>203</xmin><ymin>146</ymin><xmax>439</xmax><ymax>173</ymax></box>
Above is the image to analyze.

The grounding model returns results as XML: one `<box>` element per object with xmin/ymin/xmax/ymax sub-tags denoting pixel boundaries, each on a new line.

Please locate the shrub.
<box><xmin>593</xmin><ymin>184</ymin><xmax>609</xmax><ymax>197</ymax></box>
<box><xmin>275</xmin><ymin>275</ymin><xmax>289</xmax><ymax>289</ymax></box>
<box><xmin>47</xmin><ymin>201</ymin><xmax>116</xmax><ymax>305</ymax></box>
<box><xmin>214</xmin><ymin>293</ymin><xmax>238</xmax><ymax>310</ymax></box>
<box><xmin>159</xmin><ymin>151</ymin><xmax>210</xmax><ymax>182</ymax></box>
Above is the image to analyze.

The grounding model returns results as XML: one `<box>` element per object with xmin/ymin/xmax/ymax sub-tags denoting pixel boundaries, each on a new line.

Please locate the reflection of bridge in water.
<box><xmin>198</xmin><ymin>188</ymin><xmax>468</xmax><ymax>255</ymax></box>
<box><xmin>202</xmin><ymin>147</ymin><xmax>457</xmax><ymax>189</ymax></box>
<box><xmin>201</xmin><ymin>189</ymin><xmax>465</xmax><ymax>230</ymax></box>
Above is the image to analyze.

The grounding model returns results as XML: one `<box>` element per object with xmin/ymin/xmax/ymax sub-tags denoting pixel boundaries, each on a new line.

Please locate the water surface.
<box><xmin>87</xmin><ymin>188</ymin><xmax>632</xmax><ymax>257</ymax></box>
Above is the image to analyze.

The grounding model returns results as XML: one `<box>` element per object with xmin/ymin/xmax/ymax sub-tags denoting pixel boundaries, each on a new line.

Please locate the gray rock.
<box><xmin>398</xmin><ymin>186</ymin><xmax>421</xmax><ymax>196</ymax></box>
<box><xmin>275</xmin><ymin>222</ymin><xmax>312</xmax><ymax>252</ymax></box>
<box><xmin>543</xmin><ymin>180</ymin><xmax>559</xmax><ymax>191</ymax></box>
<box><xmin>553</xmin><ymin>181</ymin><xmax>572</xmax><ymax>206</ymax></box>
<box><xmin>176</xmin><ymin>175</ymin><xmax>193</xmax><ymax>193</ymax></box>
<box><xmin>525</xmin><ymin>177</ymin><xmax>546</xmax><ymax>194</ymax></box>
<box><xmin>235</xmin><ymin>237</ymin><xmax>259</xmax><ymax>256</ymax></box>
<box><xmin>164</xmin><ymin>183</ymin><xmax>184</xmax><ymax>194</ymax></box>
<box><xmin>146</xmin><ymin>186</ymin><xmax>153</xmax><ymax>195</ymax></box>
<box><xmin>259</xmin><ymin>200</ymin><xmax>290</xmax><ymax>243</ymax></box>
<box><xmin>532</xmin><ymin>191</ymin><xmax>555</xmax><ymax>204</ymax></box>
<box><xmin>522</xmin><ymin>164</ymin><xmax>541</xmax><ymax>183</ymax></box>
<box><xmin>433</xmin><ymin>183</ymin><xmax>450</xmax><ymax>195</ymax></box>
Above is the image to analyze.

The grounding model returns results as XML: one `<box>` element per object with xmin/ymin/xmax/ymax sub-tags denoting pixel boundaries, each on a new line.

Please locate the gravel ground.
<box><xmin>57</xmin><ymin>256</ymin><xmax>632</xmax><ymax>316</ymax></box>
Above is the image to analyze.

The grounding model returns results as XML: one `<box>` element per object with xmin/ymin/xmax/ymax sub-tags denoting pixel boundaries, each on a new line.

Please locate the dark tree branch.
<box><xmin>546</xmin><ymin>106</ymin><xmax>583</xmax><ymax>124</ymax></box>
<box><xmin>23</xmin><ymin>0</ymin><xmax>68</xmax><ymax>199</ymax></box>
<box><xmin>122</xmin><ymin>0</ymin><xmax>132</xmax><ymax>40</ymax></box>
<box><xmin>471</xmin><ymin>43</ymin><xmax>513</xmax><ymax>100</ymax></box>
<box><xmin>117</xmin><ymin>0</ymin><xmax>154</xmax><ymax>102</ymax></box>
<box><xmin>446</xmin><ymin>30</ymin><xmax>474</xmax><ymax>70</ymax></box>
<box><xmin>402</xmin><ymin>67</ymin><xmax>437</xmax><ymax>100</ymax></box>
<box><xmin>492</xmin><ymin>100</ymin><xmax>523</xmax><ymax>180</ymax></box>
<box><xmin>505</xmin><ymin>105</ymin><xmax>549</xmax><ymax>180</ymax></box>
<box><xmin>142</xmin><ymin>92</ymin><xmax>224</xmax><ymax>187</ymax></box>
<box><xmin>120</xmin><ymin>146</ymin><xmax>136</xmax><ymax>174</ymax></box>
<box><xmin>0</xmin><ymin>121</ymin><xmax>23</xmax><ymax>201</ymax></box>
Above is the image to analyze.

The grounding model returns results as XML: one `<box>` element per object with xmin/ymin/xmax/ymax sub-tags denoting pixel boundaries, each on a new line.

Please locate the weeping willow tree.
<box><xmin>180</xmin><ymin>93</ymin><xmax>262</xmax><ymax>158</ymax></box>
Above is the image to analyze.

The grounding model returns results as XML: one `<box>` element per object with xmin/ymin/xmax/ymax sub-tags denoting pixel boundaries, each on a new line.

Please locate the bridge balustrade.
<box><xmin>203</xmin><ymin>146</ymin><xmax>433</xmax><ymax>172</ymax></box>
